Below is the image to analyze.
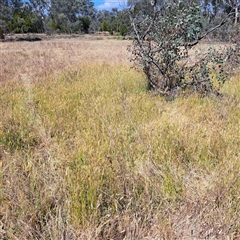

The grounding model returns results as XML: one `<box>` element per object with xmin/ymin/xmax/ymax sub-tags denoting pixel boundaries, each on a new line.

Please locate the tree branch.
<box><xmin>184</xmin><ymin>12</ymin><xmax>236</xmax><ymax>48</ymax></box>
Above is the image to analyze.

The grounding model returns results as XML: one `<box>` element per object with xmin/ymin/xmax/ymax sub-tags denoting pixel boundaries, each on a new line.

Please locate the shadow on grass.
<box><xmin>4</xmin><ymin>36</ymin><xmax>42</xmax><ymax>42</ymax></box>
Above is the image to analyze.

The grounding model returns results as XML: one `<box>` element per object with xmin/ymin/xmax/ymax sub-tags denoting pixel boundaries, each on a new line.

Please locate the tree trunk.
<box><xmin>234</xmin><ymin>5</ymin><xmax>238</xmax><ymax>27</ymax></box>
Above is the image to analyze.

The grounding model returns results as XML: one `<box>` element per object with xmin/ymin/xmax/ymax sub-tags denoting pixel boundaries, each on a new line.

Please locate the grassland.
<box><xmin>0</xmin><ymin>37</ymin><xmax>240</xmax><ymax>239</ymax></box>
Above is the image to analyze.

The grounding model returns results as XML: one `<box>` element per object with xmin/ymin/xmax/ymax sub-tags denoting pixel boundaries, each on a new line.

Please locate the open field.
<box><xmin>0</xmin><ymin>36</ymin><xmax>131</xmax><ymax>83</ymax></box>
<box><xmin>0</xmin><ymin>38</ymin><xmax>240</xmax><ymax>239</ymax></box>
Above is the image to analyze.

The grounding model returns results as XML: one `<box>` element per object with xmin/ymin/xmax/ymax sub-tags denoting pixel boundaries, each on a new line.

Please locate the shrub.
<box><xmin>101</xmin><ymin>19</ymin><xmax>108</xmax><ymax>32</ymax></box>
<box><xmin>128</xmin><ymin>1</ymin><xmax>240</xmax><ymax>96</ymax></box>
<box><xmin>119</xmin><ymin>25</ymin><xmax>129</xmax><ymax>37</ymax></box>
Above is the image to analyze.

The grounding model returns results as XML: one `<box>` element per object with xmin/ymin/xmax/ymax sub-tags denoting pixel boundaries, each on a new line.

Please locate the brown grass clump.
<box><xmin>0</xmin><ymin>37</ymin><xmax>240</xmax><ymax>239</ymax></box>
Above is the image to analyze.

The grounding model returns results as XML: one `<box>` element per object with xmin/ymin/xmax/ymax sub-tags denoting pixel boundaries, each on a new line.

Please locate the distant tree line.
<box><xmin>0</xmin><ymin>0</ymin><xmax>130</xmax><ymax>35</ymax></box>
<box><xmin>0</xmin><ymin>0</ymin><xmax>239</xmax><ymax>40</ymax></box>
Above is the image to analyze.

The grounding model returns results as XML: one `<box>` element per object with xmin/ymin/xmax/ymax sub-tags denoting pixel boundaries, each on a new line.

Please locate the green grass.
<box><xmin>1</xmin><ymin>62</ymin><xmax>240</xmax><ymax>239</ymax></box>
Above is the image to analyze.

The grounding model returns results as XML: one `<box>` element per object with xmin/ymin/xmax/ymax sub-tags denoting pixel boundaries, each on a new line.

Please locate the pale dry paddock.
<box><xmin>0</xmin><ymin>37</ymin><xmax>131</xmax><ymax>83</ymax></box>
<box><xmin>1</xmin><ymin>37</ymin><xmax>240</xmax><ymax>239</ymax></box>
<box><xmin>0</xmin><ymin>36</ymin><xmax>232</xmax><ymax>84</ymax></box>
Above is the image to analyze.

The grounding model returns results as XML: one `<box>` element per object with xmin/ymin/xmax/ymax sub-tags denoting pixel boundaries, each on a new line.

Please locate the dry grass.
<box><xmin>0</xmin><ymin>37</ymin><xmax>131</xmax><ymax>83</ymax></box>
<box><xmin>0</xmin><ymin>37</ymin><xmax>240</xmax><ymax>239</ymax></box>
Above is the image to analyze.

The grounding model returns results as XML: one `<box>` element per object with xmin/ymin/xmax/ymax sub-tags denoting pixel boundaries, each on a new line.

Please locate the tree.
<box><xmin>79</xmin><ymin>15</ymin><xmax>91</xmax><ymax>33</ymax></box>
<box><xmin>128</xmin><ymin>0</ymin><xmax>240</xmax><ymax>96</ymax></box>
<box><xmin>88</xmin><ymin>8</ymin><xmax>131</xmax><ymax>35</ymax></box>
<box><xmin>119</xmin><ymin>24</ymin><xmax>128</xmax><ymax>37</ymax></box>
<box><xmin>48</xmin><ymin>0</ymin><xmax>95</xmax><ymax>33</ymax></box>
<box><xmin>0</xmin><ymin>0</ymin><xmax>12</xmax><ymax>30</ymax></box>
<box><xmin>28</xmin><ymin>0</ymin><xmax>50</xmax><ymax>32</ymax></box>
<box><xmin>89</xmin><ymin>10</ymin><xmax>112</xmax><ymax>33</ymax></box>
<box><xmin>3</xmin><ymin>0</ymin><xmax>44</xmax><ymax>33</ymax></box>
<box><xmin>202</xmin><ymin>0</ymin><xmax>239</xmax><ymax>26</ymax></box>
<box><xmin>113</xmin><ymin>9</ymin><xmax>131</xmax><ymax>35</ymax></box>
<box><xmin>101</xmin><ymin>19</ymin><xmax>108</xmax><ymax>31</ymax></box>
<box><xmin>8</xmin><ymin>6</ymin><xmax>38</xmax><ymax>33</ymax></box>
<box><xmin>224</xmin><ymin>0</ymin><xmax>239</xmax><ymax>27</ymax></box>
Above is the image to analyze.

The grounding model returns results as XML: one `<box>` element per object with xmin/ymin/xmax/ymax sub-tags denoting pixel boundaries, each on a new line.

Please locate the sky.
<box><xmin>23</xmin><ymin>0</ymin><xmax>127</xmax><ymax>12</ymax></box>
<box><xmin>94</xmin><ymin>0</ymin><xmax>127</xmax><ymax>10</ymax></box>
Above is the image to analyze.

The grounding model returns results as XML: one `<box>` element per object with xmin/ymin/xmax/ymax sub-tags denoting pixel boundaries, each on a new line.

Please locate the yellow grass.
<box><xmin>0</xmin><ymin>37</ymin><xmax>240</xmax><ymax>239</ymax></box>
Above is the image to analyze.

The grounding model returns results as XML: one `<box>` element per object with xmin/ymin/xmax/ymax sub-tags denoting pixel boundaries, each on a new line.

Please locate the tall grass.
<box><xmin>0</xmin><ymin>39</ymin><xmax>240</xmax><ymax>239</ymax></box>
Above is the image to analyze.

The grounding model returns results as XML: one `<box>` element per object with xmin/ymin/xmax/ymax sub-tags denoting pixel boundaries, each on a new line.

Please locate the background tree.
<box><xmin>89</xmin><ymin>10</ymin><xmax>113</xmax><ymax>33</ymax></box>
<box><xmin>112</xmin><ymin>9</ymin><xmax>130</xmax><ymax>35</ymax></box>
<box><xmin>8</xmin><ymin>5</ymin><xmax>42</xmax><ymax>33</ymax></box>
<box><xmin>88</xmin><ymin>8</ymin><xmax>131</xmax><ymax>35</ymax></box>
<box><xmin>47</xmin><ymin>0</ymin><xmax>95</xmax><ymax>33</ymax></box>
<box><xmin>200</xmin><ymin>0</ymin><xmax>239</xmax><ymax>40</ymax></box>
<box><xmin>0</xmin><ymin>0</ymin><xmax>12</xmax><ymax>30</ymax></box>
<box><xmin>4</xmin><ymin>0</ymin><xmax>44</xmax><ymax>33</ymax></box>
<box><xmin>28</xmin><ymin>0</ymin><xmax>50</xmax><ymax>32</ymax></box>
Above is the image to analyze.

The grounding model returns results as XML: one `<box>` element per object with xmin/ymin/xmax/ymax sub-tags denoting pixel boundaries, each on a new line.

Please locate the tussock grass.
<box><xmin>0</xmin><ymin>39</ymin><xmax>240</xmax><ymax>239</ymax></box>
